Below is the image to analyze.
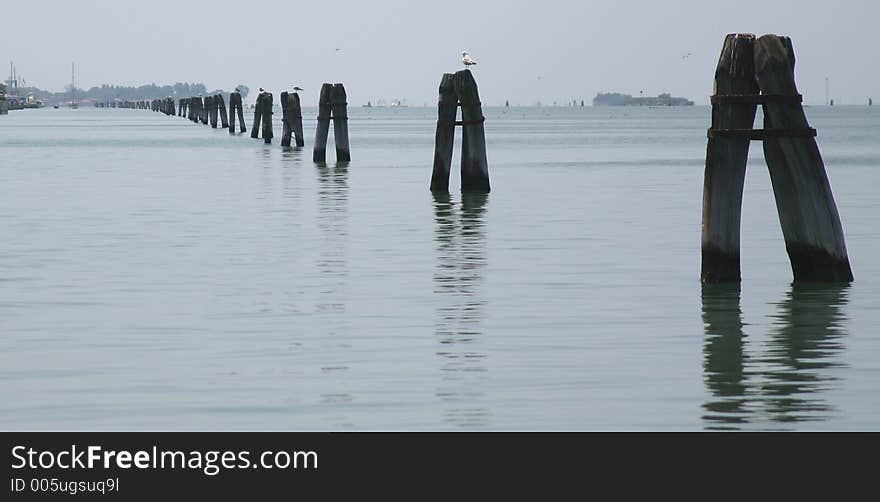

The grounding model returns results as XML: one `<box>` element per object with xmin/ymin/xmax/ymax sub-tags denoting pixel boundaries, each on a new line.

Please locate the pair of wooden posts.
<box><xmin>205</xmin><ymin>94</ymin><xmax>228</xmax><ymax>129</ymax></box>
<box><xmin>251</xmin><ymin>91</ymin><xmax>275</xmax><ymax>143</ymax></box>
<box><xmin>702</xmin><ymin>33</ymin><xmax>853</xmax><ymax>283</ymax></box>
<box><xmin>430</xmin><ymin>69</ymin><xmax>490</xmax><ymax>193</ymax></box>
<box><xmin>228</xmin><ymin>90</ymin><xmax>247</xmax><ymax>133</ymax></box>
<box><xmin>246</xmin><ymin>83</ymin><xmax>348</xmax><ymax>155</ymax></box>
<box><xmin>187</xmin><ymin>96</ymin><xmax>203</xmax><ymax>123</ymax></box>
<box><xmin>313</xmin><ymin>83</ymin><xmax>350</xmax><ymax>161</ymax></box>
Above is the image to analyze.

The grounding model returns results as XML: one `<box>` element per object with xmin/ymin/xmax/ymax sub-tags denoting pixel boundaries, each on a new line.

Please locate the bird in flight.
<box><xmin>293</xmin><ymin>86</ymin><xmax>304</xmax><ymax>92</ymax></box>
<box><xmin>682</xmin><ymin>52</ymin><xmax>693</xmax><ymax>59</ymax></box>
<box><xmin>462</xmin><ymin>51</ymin><xmax>477</xmax><ymax>68</ymax></box>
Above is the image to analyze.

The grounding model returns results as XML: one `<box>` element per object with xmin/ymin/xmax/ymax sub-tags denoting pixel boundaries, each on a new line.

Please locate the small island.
<box><xmin>593</xmin><ymin>92</ymin><xmax>694</xmax><ymax>106</ymax></box>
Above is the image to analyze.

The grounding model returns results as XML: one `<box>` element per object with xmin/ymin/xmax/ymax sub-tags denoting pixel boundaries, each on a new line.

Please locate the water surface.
<box><xmin>1</xmin><ymin>105</ymin><xmax>878</xmax><ymax>430</ymax></box>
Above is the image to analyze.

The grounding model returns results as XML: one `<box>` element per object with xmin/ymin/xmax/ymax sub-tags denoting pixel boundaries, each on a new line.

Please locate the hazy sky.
<box><xmin>2</xmin><ymin>0</ymin><xmax>877</xmax><ymax>105</ymax></box>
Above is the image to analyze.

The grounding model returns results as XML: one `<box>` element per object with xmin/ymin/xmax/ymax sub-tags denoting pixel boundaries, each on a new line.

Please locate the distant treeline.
<box><xmin>5</xmin><ymin>82</ymin><xmax>250</xmax><ymax>104</ymax></box>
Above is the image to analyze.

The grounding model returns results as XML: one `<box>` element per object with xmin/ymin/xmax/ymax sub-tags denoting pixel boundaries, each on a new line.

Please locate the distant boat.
<box><xmin>363</xmin><ymin>101</ymin><xmax>372</xmax><ymax>108</ymax></box>
<box><xmin>22</xmin><ymin>94</ymin><xmax>43</xmax><ymax>109</ymax></box>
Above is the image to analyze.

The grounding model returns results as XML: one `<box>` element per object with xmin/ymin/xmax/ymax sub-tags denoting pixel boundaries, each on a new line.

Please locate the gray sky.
<box><xmin>2</xmin><ymin>0</ymin><xmax>877</xmax><ymax>105</ymax></box>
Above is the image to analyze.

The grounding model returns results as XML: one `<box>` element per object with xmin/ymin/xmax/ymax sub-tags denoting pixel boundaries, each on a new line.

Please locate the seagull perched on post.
<box><xmin>462</xmin><ymin>51</ymin><xmax>477</xmax><ymax>68</ymax></box>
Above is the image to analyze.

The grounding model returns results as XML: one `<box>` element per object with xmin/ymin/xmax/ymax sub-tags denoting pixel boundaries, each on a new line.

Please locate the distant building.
<box><xmin>593</xmin><ymin>92</ymin><xmax>694</xmax><ymax>106</ymax></box>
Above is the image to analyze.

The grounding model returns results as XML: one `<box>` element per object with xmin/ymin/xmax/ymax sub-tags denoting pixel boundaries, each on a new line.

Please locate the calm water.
<box><xmin>1</xmin><ymin>105</ymin><xmax>878</xmax><ymax>430</ymax></box>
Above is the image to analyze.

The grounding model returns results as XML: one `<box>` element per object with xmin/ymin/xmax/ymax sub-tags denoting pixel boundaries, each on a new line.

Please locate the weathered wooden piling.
<box><xmin>454</xmin><ymin>70</ymin><xmax>489</xmax><ymax>192</ymax></box>
<box><xmin>701</xmin><ymin>34</ymin><xmax>758</xmax><ymax>283</ymax></box>
<box><xmin>188</xmin><ymin>96</ymin><xmax>197</xmax><ymax>121</ymax></box>
<box><xmin>261</xmin><ymin>91</ymin><xmax>274</xmax><ymax>144</ymax></box>
<box><xmin>250</xmin><ymin>93</ymin><xmax>263</xmax><ymax>139</ymax></box>
<box><xmin>190</xmin><ymin>96</ymin><xmax>203</xmax><ymax>123</ymax></box>
<box><xmin>228</xmin><ymin>90</ymin><xmax>246</xmax><ymax>133</ymax></box>
<box><xmin>331</xmin><ymin>84</ymin><xmax>351</xmax><ymax>161</ymax></box>
<box><xmin>701</xmin><ymin>34</ymin><xmax>853</xmax><ymax>283</ymax></box>
<box><xmin>430</xmin><ymin>73</ymin><xmax>457</xmax><ymax>191</ymax></box>
<box><xmin>754</xmin><ymin>35</ymin><xmax>852</xmax><ymax>282</ymax></box>
<box><xmin>280</xmin><ymin>91</ymin><xmax>305</xmax><ymax>147</ymax></box>
<box><xmin>204</xmin><ymin>96</ymin><xmax>212</xmax><ymax>124</ymax></box>
<box><xmin>313</xmin><ymin>83</ymin><xmax>333</xmax><ymax>162</ymax></box>
<box><xmin>207</xmin><ymin>95</ymin><xmax>218</xmax><ymax>128</ymax></box>
<box><xmin>216</xmin><ymin>94</ymin><xmax>229</xmax><ymax>129</ymax></box>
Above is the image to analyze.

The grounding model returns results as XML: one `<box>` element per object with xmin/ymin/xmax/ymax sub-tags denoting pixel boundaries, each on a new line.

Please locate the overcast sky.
<box><xmin>2</xmin><ymin>0</ymin><xmax>877</xmax><ymax>105</ymax></box>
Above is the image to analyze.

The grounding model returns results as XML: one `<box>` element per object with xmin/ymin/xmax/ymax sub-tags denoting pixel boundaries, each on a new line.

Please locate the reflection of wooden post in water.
<box><xmin>702</xmin><ymin>33</ymin><xmax>853</xmax><ymax>283</ymax></box>
<box><xmin>701</xmin><ymin>283</ymin><xmax>849</xmax><ymax>429</ymax></box>
<box><xmin>432</xmin><ymin>192</ymin><xmax>490</xmax><ymax>427</ymax></box>
<box><xmin>700</xmin><ymin>284</ymin><xmax>750</xmax><ymax>429</ymax></box>
<box><xmin>763</xmin><ymin>283</ymin><xmax>849</xmax><ymax>423</ymax></box>
<box><xmin>314</xmin><ymin>163</ymin><xmax>349</xmax><ymax>323</ymax></box>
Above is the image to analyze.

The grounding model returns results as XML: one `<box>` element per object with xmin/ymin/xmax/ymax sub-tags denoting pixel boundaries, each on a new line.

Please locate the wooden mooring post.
<box><xmin>251</xmin><ymin>90</ymin><xmax>264</xmax><ymax>139</ymax></box>
<box><xmin>190</xmin><ymin>96</ymin><xmax>203</xmax><ymax>123</ymax></box>
<box><xmin>280</xmin><ymin>90</ymin><xmax>305</xmax><ymax>147</ymax></box>
<box><xmin>430</xmin><ymin>69</ymin><xmax>490</xmax><ymax>192</ymax></box>
<box><xmin>431</xmin><ymin>73</ymin><xmax>457</xmax><ymax>191</ymax></box>
<box><xmin>228</xmin><ymin>89</ymin><xmax>246</xmax><ymax>133</ymax></box>
<box><xmin>331</xmin><ymin>84</ymin><xmax>350</xmax><ymax>161</ymax></box>
<box><xmin>702</xmin><ymin>33</ymin><xmax>852</xmax><ymax>283</ymax></box>
<box><xmin>313</xmin><ymin>84</ymin><xmax>332</xmax><ymax>162</ymax></box>
<box><xmin>313</xmin><ymin>83</ymin><xmax>350</xmax><ymax>162</ymax></box>
<box><xmin>261</xmin><ymin>91</ymin><xmax>274</xmax><ymax>144</ymax></box>
<box><xmin>204</xmin><ymin>96</ymin><xmax>212</xmax><ymax>124</ymax></box>
<box><xmin>207</xmin><ymin>95</ymin><xmax>218</xmax><ymax>128</ymax></box>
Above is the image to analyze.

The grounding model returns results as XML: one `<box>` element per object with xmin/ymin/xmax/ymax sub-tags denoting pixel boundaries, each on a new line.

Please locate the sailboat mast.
<box><xmin>71</xmin><ymin>62</ymin><xmax>75</xmax><ymax>106</ymax></box>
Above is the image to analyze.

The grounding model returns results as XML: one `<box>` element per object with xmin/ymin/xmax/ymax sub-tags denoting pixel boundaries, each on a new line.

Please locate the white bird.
<box><xmin>462</xmin><ymin>51</ymin><xmax>477</xmax><ymax>68</ymax></box>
